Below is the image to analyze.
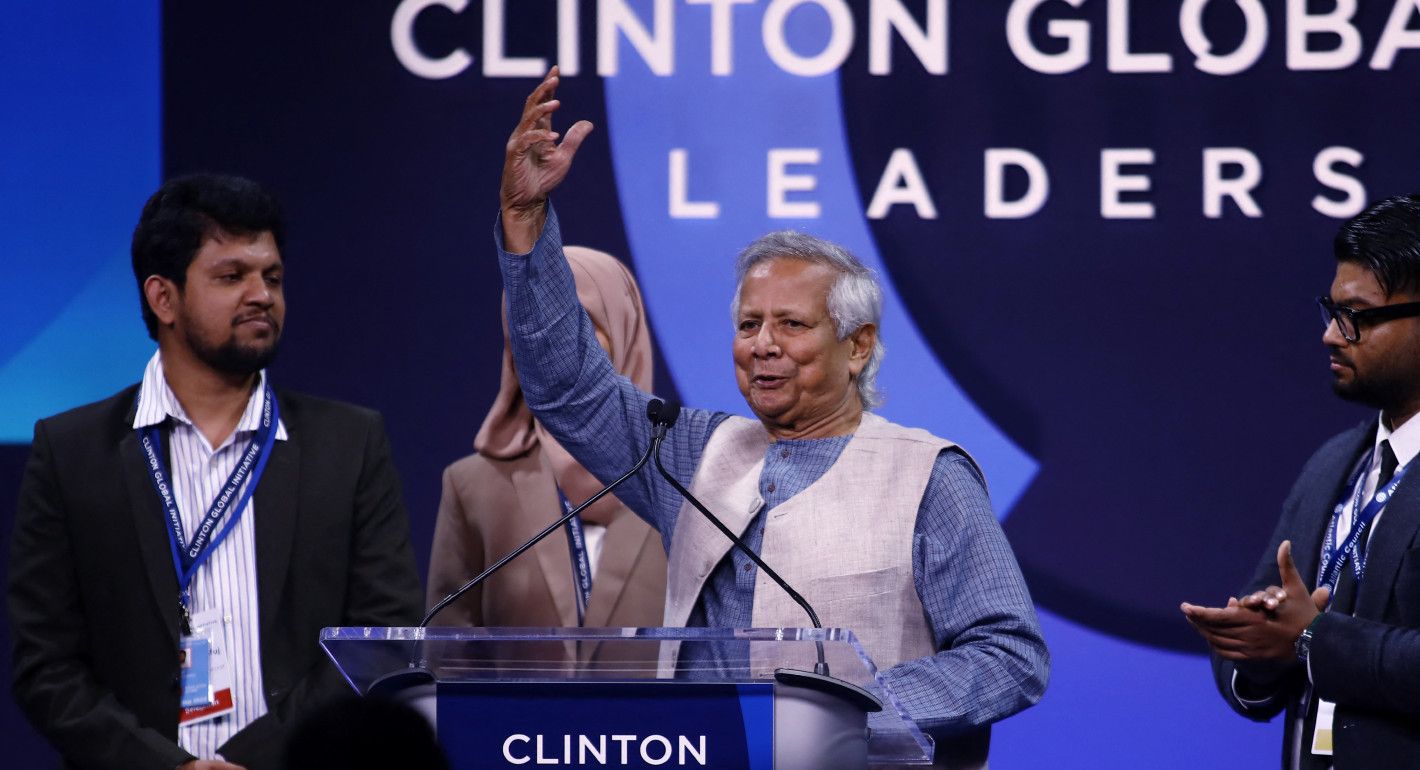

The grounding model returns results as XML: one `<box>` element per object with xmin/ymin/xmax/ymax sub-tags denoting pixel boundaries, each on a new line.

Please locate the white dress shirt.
<box><xmin>132</xmin><ymin>352</ymin><xmax>288</xmax><ymax>760</ymax></box>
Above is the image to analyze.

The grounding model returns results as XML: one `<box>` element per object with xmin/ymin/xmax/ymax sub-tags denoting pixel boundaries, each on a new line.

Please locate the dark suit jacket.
<box><xmin>7</xmin><ymin>384</ymin><xmax>423</xmax><ymax>770</ymax></box>
<box><xmin>1213</xmin><ymin>419</ymin><xmax>1420</xmax><ymax>768</ymax></box>
<box><xmin>426</xmin><ymin>448</ymin><xmax>667</xmax><ymax>668</ymax></box>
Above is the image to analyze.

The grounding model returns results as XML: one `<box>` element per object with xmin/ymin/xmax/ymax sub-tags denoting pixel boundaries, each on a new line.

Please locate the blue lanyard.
<box><xmin>140</xmin><ymin>384</ymin><xmax>279</xmax><ymax>614</ymax></box>
<box><xmin>558</xmin><ymin>488</ymin><xmax>594</xmax><ymax>626</ymax></box>
<box><xmin>1317</xmin><ymin>448</ymin><xmax>1408</xmax><ymax>596</ymax></box>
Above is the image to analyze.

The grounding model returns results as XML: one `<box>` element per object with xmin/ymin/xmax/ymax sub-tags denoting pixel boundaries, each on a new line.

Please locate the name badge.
<box><xmin>1311</xmin><ymin>699</ymin><xmax>1335</xmax><ymax>756</ymax></box>
<box><xmin>179</xmin><ymin>609</ymin><xmax>236</xmax><ymax>725</ymax></box>
<box><xmin>179</xmin><ymin>636</ymin><xmax>212</xmax><ymax>710</ymax></box>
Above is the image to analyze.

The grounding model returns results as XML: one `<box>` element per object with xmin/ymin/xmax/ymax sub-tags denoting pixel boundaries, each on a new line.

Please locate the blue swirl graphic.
<box><xmin>0</xmin><ymin>3</ymin><xmax>159</xmax><ymax>442</ymax></box>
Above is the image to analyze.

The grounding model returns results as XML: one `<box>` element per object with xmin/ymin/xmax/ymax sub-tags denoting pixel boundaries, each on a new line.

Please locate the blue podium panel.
<box><xmin>322</xmin><ymin>626</ymin><xmax>933</xmax><ymax>766</ymax></box>
<box><xmin>437</xmin><ymin>681</ymin><xmax>773</xmax><ymax>770</ymax></box>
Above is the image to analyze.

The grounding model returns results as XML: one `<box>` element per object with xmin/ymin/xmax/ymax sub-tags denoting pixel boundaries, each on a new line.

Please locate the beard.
<box><xmin>1331</xmin><ymin>363</ymin><xmax>1413</xmax><ymax>413</ymax></box>
<box><xmin>183</xmin><ymin>317</ymin><xmax>281</xmax><ymax>376</ymax></box>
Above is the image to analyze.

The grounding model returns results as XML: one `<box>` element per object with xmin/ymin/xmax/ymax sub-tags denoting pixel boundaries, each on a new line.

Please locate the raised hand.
<box><xmin>500</xmin><ymin>66</ymin><xmax>594</xmax><ymax>253</ymax></box>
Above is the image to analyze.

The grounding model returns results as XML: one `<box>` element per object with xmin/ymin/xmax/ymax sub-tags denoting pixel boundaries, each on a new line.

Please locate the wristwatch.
<box><xmin>1294</xmin><ymin>616</ymin><xmax>1321</xmax><ymax>664</ymax></box>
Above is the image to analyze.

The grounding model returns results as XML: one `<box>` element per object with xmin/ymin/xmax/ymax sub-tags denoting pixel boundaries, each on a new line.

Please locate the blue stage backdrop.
<box><xmin>5</xmin><ymin>1</ymin><xmax>1420</xmax><ymax>766</ymax></box>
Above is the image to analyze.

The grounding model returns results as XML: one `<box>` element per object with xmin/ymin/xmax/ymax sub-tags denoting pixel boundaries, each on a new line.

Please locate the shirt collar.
<box><xmin>133</xmin><ymin>351</ymin><xmax>288</xmax><ymax>441</ymax></box>
<box><xmin>1376</xmin><ymin>410</ymin><xmax>1420</xmax><ymax>471</ymax></box>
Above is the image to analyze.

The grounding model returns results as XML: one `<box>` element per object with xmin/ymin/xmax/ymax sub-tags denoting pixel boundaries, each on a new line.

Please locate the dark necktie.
<box><xmin>1378</xmin><ymin>439</ymin><xmax>1400</xmax><ymax>489</ymax></box>
<box><xmin>1298</xmin><ymin>440</ymin><xmax>1399</xmax><ymax>768</ymax></box>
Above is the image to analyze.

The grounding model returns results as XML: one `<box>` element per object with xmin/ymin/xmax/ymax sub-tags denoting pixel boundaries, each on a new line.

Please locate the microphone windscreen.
<box><xmin>658</xmin><ymin>400</ymin><xmax>682</xmax><ymax>428</ymax></box>
<box><xmin>645</xmin><ymin>398</ymin><xmax>682</xmax><ymax>427</ymax></box>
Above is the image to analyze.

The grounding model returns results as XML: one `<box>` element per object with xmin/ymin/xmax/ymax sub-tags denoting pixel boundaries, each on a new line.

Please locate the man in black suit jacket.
<box><xmin>1183</xmin><ymin>194</ymin><xmax>1420</xmax><ymax>769</ymax></box>
<box><xmin>7</xmin><ymin>175</ymin><xmax>423</xmax><ymax>769</ymax></box>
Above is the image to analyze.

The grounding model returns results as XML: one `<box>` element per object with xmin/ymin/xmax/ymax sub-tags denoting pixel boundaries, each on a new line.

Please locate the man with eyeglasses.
<box><xmin>1182</xmin><ymin>194</ymin><xmax>1420</xmax><ymax>769</ymax></box>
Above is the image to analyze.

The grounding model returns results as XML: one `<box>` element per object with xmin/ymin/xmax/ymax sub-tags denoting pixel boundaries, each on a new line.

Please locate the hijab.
<box><xmin>473</xmin><ymin>246</ymin><xmax>654</xmax><ymax>524</ymax></box>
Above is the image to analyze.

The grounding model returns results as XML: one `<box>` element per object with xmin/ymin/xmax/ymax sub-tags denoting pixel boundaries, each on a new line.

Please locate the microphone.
<box><xmin>420</xmin><ymin>399</ymin><xmax>673</xmax><ymax>628</ymax></box>
<box><xmin>646</xmin><ymin>400</ymin><xmax>831</xmax><ymax>676</ymax></box>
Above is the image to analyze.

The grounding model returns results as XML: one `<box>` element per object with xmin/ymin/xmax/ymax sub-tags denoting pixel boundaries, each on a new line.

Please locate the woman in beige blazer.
<box><xmin>426</xmin><ymin>246</ymin><xmax>667</xmax><ymax>667</ymax></box>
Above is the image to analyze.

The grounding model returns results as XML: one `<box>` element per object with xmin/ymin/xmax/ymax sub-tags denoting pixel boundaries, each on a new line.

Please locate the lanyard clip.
<box><xmin>179</xmin><ymin>595</ymin><xmax>193</xmax><ymax>636</ymax></box>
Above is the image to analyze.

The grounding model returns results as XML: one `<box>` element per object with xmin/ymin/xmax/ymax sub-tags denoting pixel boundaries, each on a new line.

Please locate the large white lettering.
<box><xmin>688</xmin><ymin>0</ymin><xmax>755</xmax><ymax>75</ymax></box>
<box><xmin>763</xmin><ymin>0</ymin><xmax>855</xmax><ymax>77</ymax></box>
<box><xmin>1109</xmin><ymin>0</ymin><xmax>1172</xmax><ymax>73</ymax></box>
<box><xmin>869</xmin><ymin>0</ymin><xmax>948</xmax><ymax>75</ymax></box>
<box><xmin>1312</xmin><ymin>146</ymin><xmax>1367</xmax><ymax>219</ymax></box>
<box><xmin>669</xmin><ymin>149</ymin><xmax>721</xmax><ymax>219</ymax></box>
<box><xmin>1180</xmin><ymin>0</ymin><xmax>1267</xmax><ymax>76</ymax></box>
<box><xmin>1101</xmin><ymin>148</ymin><xmax>1156</xmax><ymax>219</ymax></box>
<box><xmin>867</xmin><ymin>149</ymin><xmax>938</xmax><ymax>220</ymax></box>
<box><xmin>985</xmin><ymin>149</ymin><xmax>1049</xmax><ymax>220</ymax></box>
<box><xmin>1007</xmin><ymin>0</ymin><xmax>1089</xmax><ymax>75</ymax></box>
<box><xmin>598</xmin><ymin>0</ymin><xmax>675</xmax><ymax>76</ymax></box>
<box><xmin>768</xmin><ymin>148</ymin><xmax>822</xmax><ymax>218</ymax></box>
<box><xmin>503</xmin><ymin>734</ymin><xmax>531</xmax><ymax>765</ymax></box>
<box><xmin>484</xmin><ymin>0</ymin><xmax>546</xmax><ymax>77</ymax></box>
<box><xmin>390</xmin><ymin>0</ymin><xmax>471</xmax><ymax>80</ymax></box>
<box><xmin>1372</xmin><ymin>0</ymin><xmax>1420</xmax><ymax>69</ymax></box>
<box><xmin>1203</xmin><ymin>147</ymin><xmax>1263</xmax><ymax>218</ymax></box>
<box><xmin>1287</xmin><ymin>0</ymin><xmax>1361</xmax><ymax>71</ymax></box>
<box><xmin>391</xmin><ymin>0</ymin><xmax>1420</xmax><ymax>77</ymax></box>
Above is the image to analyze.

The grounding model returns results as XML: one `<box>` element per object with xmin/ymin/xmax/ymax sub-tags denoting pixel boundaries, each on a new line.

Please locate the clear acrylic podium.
<box><xmin>321</xmin><ymin>626</ymin><xmax>934</xmax><ymax>768</ymax></box>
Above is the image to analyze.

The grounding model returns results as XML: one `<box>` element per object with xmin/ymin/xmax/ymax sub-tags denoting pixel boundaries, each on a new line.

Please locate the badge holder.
<box><xmin>179</xmin><ymin>609</ymin><xmax>236</xmax><ymax>725</ymax></box>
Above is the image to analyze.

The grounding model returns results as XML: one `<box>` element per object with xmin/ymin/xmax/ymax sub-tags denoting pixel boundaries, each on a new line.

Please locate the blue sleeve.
<box><xmin>495</xmin><ymin>204</ymin><xmax>729</xmax><ymax>542</ymax></box>
<box><xmin>879</xmin><ymin>449</ymin><xmax>1050</xmax><ymax>734</ymax></box>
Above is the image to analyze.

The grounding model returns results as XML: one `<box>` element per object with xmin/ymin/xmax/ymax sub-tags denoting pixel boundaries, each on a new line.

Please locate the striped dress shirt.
<box><xmin>132</xmin><ymin>352</ymin><xmax>287</xmax><ymax>760</ymax></box>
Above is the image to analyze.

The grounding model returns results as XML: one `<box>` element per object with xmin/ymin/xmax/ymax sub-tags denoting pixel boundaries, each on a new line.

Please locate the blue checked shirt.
<box><xmin>497</xmin><ymin>206</ymin><xmax>1048</xmax><ymax>736</ymax></box>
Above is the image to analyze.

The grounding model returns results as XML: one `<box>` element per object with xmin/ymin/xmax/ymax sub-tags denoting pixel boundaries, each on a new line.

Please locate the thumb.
<box><xmin>1277</xmin><ymin>540</ymin><xmax>1306</xmax><ymax>591</ymax></box>
<box><xmin>1311</xmin><ymin>584</ymin><xmax>1331</xmax><ymax>611</ymax></box>
<box><xmin>559</xmin><ymin>120</ymin><xmax>595</xmax><ymax>158</ymax></box>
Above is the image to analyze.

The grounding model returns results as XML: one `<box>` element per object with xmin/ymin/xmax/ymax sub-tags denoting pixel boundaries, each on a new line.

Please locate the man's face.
<box><xmin>1324</xmin><ymin>261</ymin><xmax>1420</xmax><ymax>418</ymax></box>
<box><xmin>732</xmin><ymin>257</ymin><xmax>868</xmax><ymax>437</ymax></box>
<box><xmin>173</xmin><ymin>231</ymin><xmax>285</xmax><ymax>375</ymax></box>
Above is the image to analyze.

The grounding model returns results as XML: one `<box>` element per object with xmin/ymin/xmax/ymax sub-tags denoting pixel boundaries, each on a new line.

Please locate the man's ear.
<box><xmin>847</xmin><ymin>323</ymin><xmax>876</xmax><ymax>376</ymax></box>
<box><xmin>143</xmin><ymin>275</ymin><xmax>180</xmax><ymax>329</ymax></box>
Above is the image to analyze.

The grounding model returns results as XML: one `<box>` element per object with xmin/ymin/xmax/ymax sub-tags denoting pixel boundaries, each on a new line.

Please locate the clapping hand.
<box><xmin>1181</xmin><ymin>540</ymin><xmax>1329</xmax><ymax>663</ymax></box>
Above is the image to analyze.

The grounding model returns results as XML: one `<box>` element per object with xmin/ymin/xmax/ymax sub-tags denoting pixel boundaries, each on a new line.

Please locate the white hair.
<box><xmin>729</xmin><ymin>231</ymin><xmax>885</xmax><ymax>409</ymax></box>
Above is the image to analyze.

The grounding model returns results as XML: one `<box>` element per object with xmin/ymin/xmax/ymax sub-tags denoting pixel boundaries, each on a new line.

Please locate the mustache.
<box><xmin>1328</xmin><ymin>349</ymin><xmax>1352</xmax><ymax>368</ymax></box>
<box><xmin>233</xmin><ymin>311</ymin><xmax>280</xmax><ymax>330</ymax></box>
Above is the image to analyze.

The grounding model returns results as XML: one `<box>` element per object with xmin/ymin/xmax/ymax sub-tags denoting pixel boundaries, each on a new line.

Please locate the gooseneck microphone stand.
<box><xmin>645</xmin><ymin>400</ymin><xmax>837</xmax><ymax>679</ymax></box>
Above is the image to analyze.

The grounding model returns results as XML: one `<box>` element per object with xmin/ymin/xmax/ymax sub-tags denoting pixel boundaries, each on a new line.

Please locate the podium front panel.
<box><xmin>321</xmin><ymin>626</ymin><xmax>934</xmax><ymax>766</ymax></box>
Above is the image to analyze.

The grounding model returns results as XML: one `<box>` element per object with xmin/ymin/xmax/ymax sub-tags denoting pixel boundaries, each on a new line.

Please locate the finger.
<box><xmin>558</xmin><ymin>119</ymin><xmax>595</xmax><ymax>158</ymax></box>
<box><xmin>1187</xmin><ymin>622</ymin><xmax>1252</xmax><ymax>652</ymax></box>
<box><xmin>1238</xmin><ymin>592</ymin><xmax>1267</xmax><ymax>610</ymax></box>
<box><xmin>1263</xmin><ymin>586</ymin><xmax>1287</xmax><ymax>610</ymax></box>
<box><xmin>517</xmin><ymin>99</ymin><xmax>561</xmax><ymax>135</ymax></box>
<box><xmin>1183</xmin><ymin>605</ymin><xmax>1255</xmax><ymax>628</ymax></box>
<box><xmin>523</xmin><ymin>67</ymin><xmax>560</xmax><ymax>112</ymax></box>
<box><xmin>1186</xmin><ymin>616</ymin><xmax>1252</xmax><ymax>643</ymax></box>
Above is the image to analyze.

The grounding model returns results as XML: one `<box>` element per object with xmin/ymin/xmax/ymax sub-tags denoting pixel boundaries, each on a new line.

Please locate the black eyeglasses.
<box><xmin>1317</xmin><ymin>296</ymin><xmax>1420</xmax><ymax>342</ymax></box>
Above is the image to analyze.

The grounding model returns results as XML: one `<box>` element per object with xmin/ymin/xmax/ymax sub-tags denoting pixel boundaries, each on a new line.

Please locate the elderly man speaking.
<box><xmin>494</xmin><ymin>69</ymin><xmax>1048</xmax><ymax>768</ymax></box>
